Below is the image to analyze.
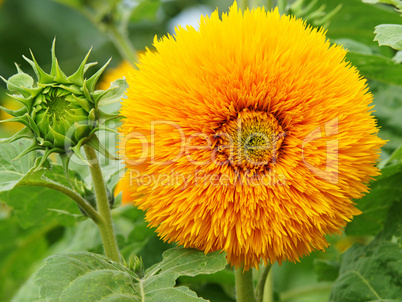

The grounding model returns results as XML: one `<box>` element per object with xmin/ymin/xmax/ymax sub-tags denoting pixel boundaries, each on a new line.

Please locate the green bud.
<box><xmin>128</xmin><ymin>254</ymin><xmax>144</xmax><ymax>277</ymax></box>
<box><xmin>1</xmin><ymin>39</ymin><xmax>128</xmax><ymax>170</ymax></box>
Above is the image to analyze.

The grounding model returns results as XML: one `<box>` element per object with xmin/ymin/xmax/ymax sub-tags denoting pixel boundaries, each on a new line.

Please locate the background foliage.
<box><xmin>0</xmin><ymin>0</ymin><xmax>401</xmax><ymax>301</ymax></box>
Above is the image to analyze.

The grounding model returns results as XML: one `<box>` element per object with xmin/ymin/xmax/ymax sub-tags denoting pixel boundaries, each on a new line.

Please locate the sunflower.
<box><xmin>119</xmin><ymin>2</ymin><xmax>385</xmax><ymax>270</ymax></box>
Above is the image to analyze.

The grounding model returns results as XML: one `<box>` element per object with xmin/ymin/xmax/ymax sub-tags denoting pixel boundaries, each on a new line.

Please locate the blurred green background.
<box><xmin>0</xmin><ymin>0</ymin><xmax>401</xmax><ymax>301</ymax></box>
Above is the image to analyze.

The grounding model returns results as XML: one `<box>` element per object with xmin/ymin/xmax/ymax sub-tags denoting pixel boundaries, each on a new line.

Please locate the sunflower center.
<box><xmin>216</xmin><ymin>111</ymin><xmax>284</xmax><ymax>169</ymax></box>
<box><xmin>45</xmin><ymin>95</ymin><xmax>73</xmax><ymax>121</ymax></box>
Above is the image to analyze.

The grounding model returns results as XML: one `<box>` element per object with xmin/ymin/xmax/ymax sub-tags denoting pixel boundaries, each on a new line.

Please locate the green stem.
<box><xmin>84</xmin><ymin>145</ymin><xmax>120</xmax><ymax>262</ymax></box>
<box><xmin>79</xmin><ymin>9</ymin><xmax>138</xmax><ymax>65</ymax></box>
<box><xmin>255</xmin><ymin>264</ymin><xmax>272</xmax><ymax>302</ymax></box>
<box><xmin>262</xmin><ymin>266</ymin><xmax>273</xmax><ymax>302</ymax></box>
<box><xmin>107</xmin><ymin>23</ymin><xmax>138</xmax><ymax>64</ymax></box>
<box><xmin>280</xmin><ymin>282</ymin><xmax>333</xmax><ymax>301</ymax></box>
<box><xmin>235</xmin><ymin>267</ymin><xmax>257</xmax><ymax>302</ymax></box>
<box><xmin>19</xmin><ymin>181</ymin><xmax>101</xmax><ymax>224</ymax></box>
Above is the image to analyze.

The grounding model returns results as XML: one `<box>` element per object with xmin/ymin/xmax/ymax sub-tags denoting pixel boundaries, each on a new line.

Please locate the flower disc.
<box><xmin>120</xmin><ymin>3</ymin><xmax>385</xmax><ymax>269</ymax></box>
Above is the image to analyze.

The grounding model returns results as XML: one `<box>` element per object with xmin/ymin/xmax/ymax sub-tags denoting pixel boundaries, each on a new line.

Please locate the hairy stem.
<box><xmin>262</xmin><ymin>266</ymin><xmax>273</xmax><ymax>302</ymax></box>
<box><xmin>235</xmin><ymin>267</ymin><xmax>257</xmax><ymax>302</ymax></box>
<box><xmin>256</xmin><ymin>264</ymin><xmax>272</xmax><ymax>302</ymax></box>
<box><xmin>107</xmin><ymin>23</ymin><xmax>138</xmax><ymax>64</ymax></box>
<box><xmin>84</xmin><ymin>145</ymin><xmax>120</xmax><ymax>262</ymax></box>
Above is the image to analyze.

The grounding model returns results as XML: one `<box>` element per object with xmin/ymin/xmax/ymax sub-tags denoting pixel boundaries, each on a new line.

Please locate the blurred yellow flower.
<box><xmin>119</xmin><ymin>3</ymin><xmax>384</xmax><ymax>270</ymax></box>
<box><xmin>98</xmin><ymin>61</ymin><xmax>134</xmax><ymax>91</ymax></box>
<box><xmin>0</xmin><ymin>97</ymin><xmax>24</xmax><ymax>134</ymax></box>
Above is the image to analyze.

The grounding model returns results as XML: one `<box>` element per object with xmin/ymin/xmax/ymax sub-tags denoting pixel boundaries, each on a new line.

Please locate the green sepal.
<box><xmin>59</xmin><ymin>84</ymin><xmax>82</xmax><ymax>95</ymax></box>
<box><xmin>23</xmin><ymin>53</ymin><xmax>54</xmax><ymax>84</ymax></box>
<box><xmin>49</xmin><ymin>125</ymin><xmax>73</xmax><ymax>148</ymax></box>
<box><xmin>93</xmin><ymin>78</ymin><xmax>128</xmax><ymax>107</ymax></box>
<box><xmin>70</xmin><ymin>137</ymin><xmax>91</xmax><ymax>166</ymax></box>
<box><xmin>88</xmin><ymin>108</ymin><xmax>96</xmax><ymax>124</ymax></box>
<box><xmin>50</xmin><ymin>39</ymin><xmax>70</xmax><ymax>84</ymax></box>
<box><xmin>89</xmin><ymin>124</ymin><xmax>119</xmax><ymax>136</ymax></box>
<box><xmin>84</xmin><ymin>62</ymin><xmax>98</xmax><ymax>74</ymax></box>
<box><xmin>34</xmin><ymin>149</ymin><xmax>53</xmax><ymax>171</ymax></box>
<box><xmin>1</xmin><ymin>75</ymin><xmax>31</xmax><ymax>98</ymax></box>
<box><xmin>0</xmin><ymin>115</ymin><xmax>30</xmax><ymax>128</ymax></box>
<box><xmin>82</xmin><ymin>79</ymin><xmax>93</xmax><ymax>104</ymax></box>
<box><xmin>98</xmin><ymin>110</ymin><xmax>120</xmax><ymax>121</ymax></box>
<box><xmin>86</xmin><ymin>58</ymin><xmax>112</xmax><ymax>93</ymax></box>
<box><xmin>85</xmin><ymin>134</ymin><xmax>118</xmax><ymax>160</ymax></box>
<box><xmin>68</xmin><ymin>47</ymin><xmax>92</xmax><ymax>86</ymax></box>
<box><xmin>73</xmin><ymin>122</ymin><xmax>90</xmax><ymax>142</ymax></box>
<box><xmin>25</xmin><ymin>113</ymin><xmax>41</xmax><ymax>137</ymax></box>
<box><xmin>0</xmin><ymin>127</ymin><xmax>33</xmax><ymax>144</ymax></box>
<box><xmin>6</xmin><ymin>93</ymin><xmax>33</xmax><ymax>110</ymax></box>
<box><xmin>37</xmin><ymin>136</ymin><xmax>54</xmax><ymax>149</ymax></box>
<box><xmin>0</xmin><ymin>105</ymin><xmax>28</xmax><ymax>117</ymax></box>
<box><xmin>13</xmin><ymin>141</ymin><xmax>42</xmax><ymax>161</ymax></box>
<box><xmin>60</xmin><ymin>153</ymin><xmax>73</xmax><ymax>186</ymax></box>
<box><xmin>71</xmin><ymin>94</ymin><xmax>92</xmax><ymax>112</ymax></box>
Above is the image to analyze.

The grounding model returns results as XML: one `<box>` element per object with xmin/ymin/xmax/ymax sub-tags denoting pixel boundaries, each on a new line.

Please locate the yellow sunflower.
<box><xmin>119</xmin><ymin>2</ymin><xmax>385</xmax><ymax>270</ymax></box>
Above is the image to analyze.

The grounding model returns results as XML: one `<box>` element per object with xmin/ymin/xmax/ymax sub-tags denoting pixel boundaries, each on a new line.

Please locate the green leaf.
<box><xmin>393</xmin><ymin>50</ymin><xmax>402</xmax><ymax>63</ymax></box>
<box><xmin>0</xmin><ymin>139</ymin><xmax>36</xmax><ymax>192</ymax></box>
<box><xmin>0</xmin><ymin>186</ymin><xmax>81</xmax><ymax>228</ymax></box>
<box><xmin>362</xmin><ymin>0</ymin><xmax>402</xmax><ymax>10</ymax></box>
<box><xmin>329</xmin><ymin>202</ymin><xmax>402</xmax><ymax>302</ymax></box>
<box><xmin>34</xmin><ymin>248</ymin><xmax>227</xmax><ymax>301</ymax></box>
<box><xmin>346</xmin><ymin>145</ymin><xmax>402</xmax><ymax>235</ymax></box>
<box><xmin>333</xmin><ymin>38</ymin><xmax>373</xmax><ymax>54</ymax></box>
<box><xmin>346</xmin><ymin>51</ymin><xmax>402</xmax><ymax>85</ymax></box>
<box><xmin>326</xmin><ymin>0</ymin><xmax>402</xmax><ymax>47</ymax></box>
<box><xmin>370</xmin><ymin>83</ymin><xmax>402</xmax><ymax>151</ymax></box>
<box><xmin>0</xmin><ymin>140</ymin><xmax>92</xmax><ymax>227</ymax></box>
<box><xmin>374</xmin><ymin>24</ymin><xmax>402</xmax><ymax>50</ymax></box>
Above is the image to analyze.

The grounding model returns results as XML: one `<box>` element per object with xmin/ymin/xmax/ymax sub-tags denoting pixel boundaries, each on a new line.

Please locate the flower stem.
<box><xmin>262</xmin><ymin>266</ymin><xmax>273</xmax><ymax>302</ymax></box>
<box><xmin>107</xmin><ymin>24</ymin><xmax>138</xmax><ymax>64</ymax></box>
<box><xmin>235</xmin><ymin>267</ymin><xmax>257</xmax><ymax>302</ymax></box>
<box><xmin>84</xmin><ymin>145</ymin><xmax>120</xmax><ymax>263</ymax></box>
<box><xmin>255</xmin><ymin>264</ymin><xmax>272</xmax><ymax>302</ymax></box>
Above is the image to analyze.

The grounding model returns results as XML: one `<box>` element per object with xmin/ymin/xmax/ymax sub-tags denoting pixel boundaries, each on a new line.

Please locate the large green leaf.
<box><xmin>370</xmin><ymin>83</ymin><xmax>402</xmax><ymax>151</ymax></box>
<box><xmin>326</xmin><ymin>0</ymin><xmax>402</xmax><ymax>48</ymax></box>
<box><xmin>329</xmin><ymin>202</ymin><xmax>402</xmax><ymax>302</ymax></box>
<box><xmin>362</xmin><ymin>0</ymin><xmax>402</xmax><ymax>11</ymax></box>
<box><xmin>34</xmin><ymin>248</ymin><xmax>227</xmax><ymax>301</ymax></box>
<box><xmin>345</xmin><ymin>51</ymin><xmax>402</xmax><ymax>85</ymax></box>
<box><xmin>0</xmin><ymin>140</ymin><xmax>91</xmax><ymax>227</ymax></box>
<box><xmin>346</xmin><ymin>145</ymin><xmax>402</xmax><ymax>235</ymax></box>
<box><xmin>374</xmin><ymin>24</ymin><xmax>402</xmax><ymax>50</ymax></box>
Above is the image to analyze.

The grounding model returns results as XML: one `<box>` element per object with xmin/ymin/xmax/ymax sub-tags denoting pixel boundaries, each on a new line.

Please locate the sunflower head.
<box><xmin>1</xmin><ymin>39</ymin><xmax>126</xmax><ymax>168</ymax></box>
<box><xmin>119</xmin><ymin>3</ymin><xmax>385</xmax><ymax>270</ymax></box>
